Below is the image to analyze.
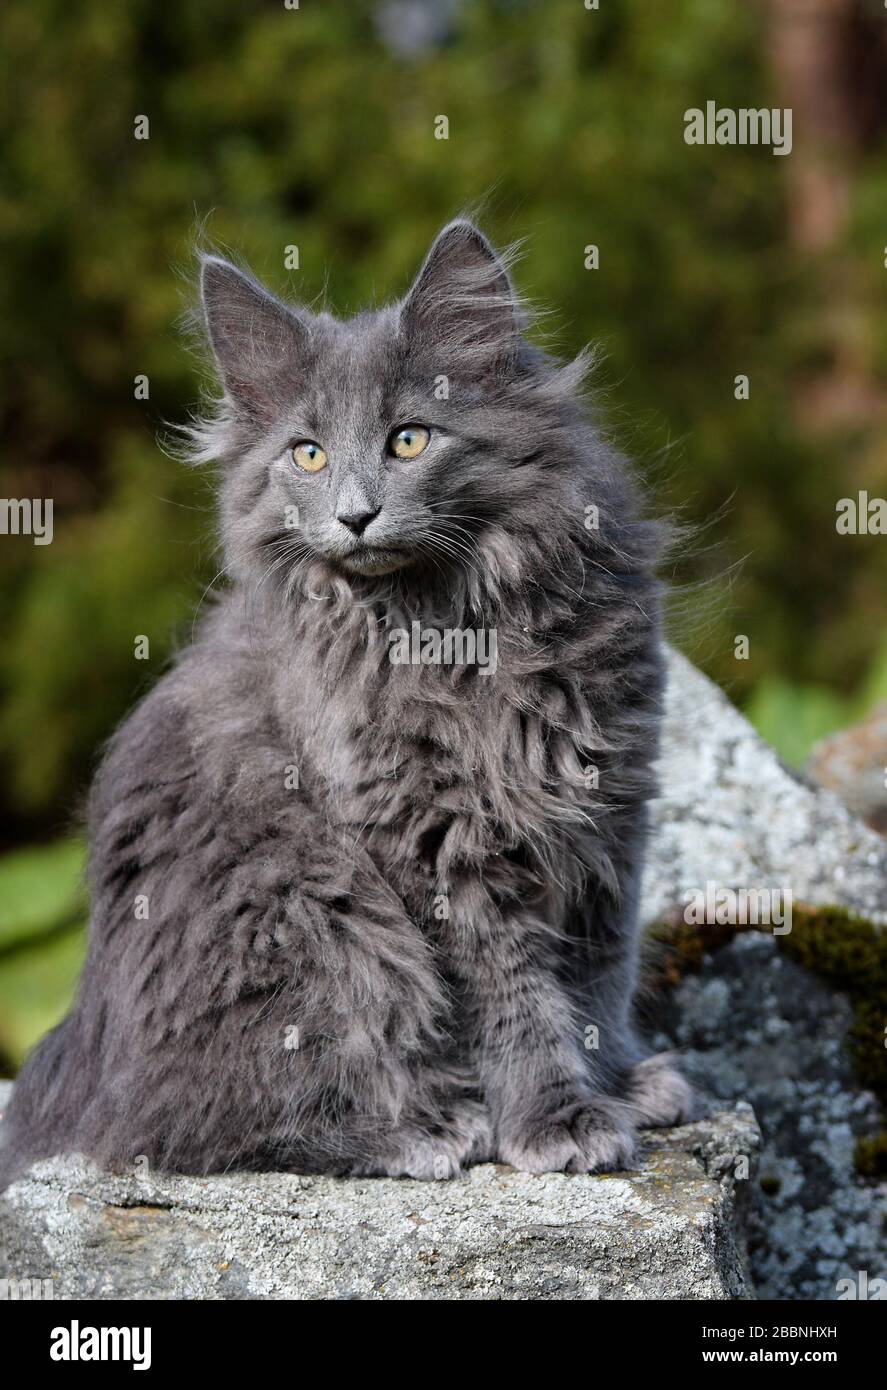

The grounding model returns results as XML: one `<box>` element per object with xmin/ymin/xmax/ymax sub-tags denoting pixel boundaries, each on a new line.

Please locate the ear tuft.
<box><xmin>401</xmin><ymin>220</ymin><xmax>521</xmax><ymax>372</ymax></box>
<box><xmin>199</xmin><ymin>256</ymin><xmax>309</xmax><ymax>419</ymax></box>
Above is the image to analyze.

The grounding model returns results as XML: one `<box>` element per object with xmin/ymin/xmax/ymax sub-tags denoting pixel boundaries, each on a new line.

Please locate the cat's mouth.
<box><xmin>336</xmin><ymin>544</ymin><xmax>411</xmax><ymax>577</ymax></box>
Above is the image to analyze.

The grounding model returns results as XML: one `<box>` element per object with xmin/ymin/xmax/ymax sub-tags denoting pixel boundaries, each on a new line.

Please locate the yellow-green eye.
<box><xmin>292</xmin><ymin>440</ymin><xmax>327</xmax><ymax>473</ymax></box>
<box><xmin>389</xmin><ymin>424</ymin><xmax>430</xmax><ymax>460</ymax></box>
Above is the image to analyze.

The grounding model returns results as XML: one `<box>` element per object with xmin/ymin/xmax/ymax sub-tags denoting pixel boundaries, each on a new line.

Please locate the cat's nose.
<box><xmin>337</xmin><ymin>505</ymin><xmax>381</xmax><ymax>537</ymax></box>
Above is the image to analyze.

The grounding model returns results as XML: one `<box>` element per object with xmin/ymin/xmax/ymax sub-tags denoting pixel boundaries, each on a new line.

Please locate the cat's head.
<box><xmin>192</xmin><ymin>220</ymin><xmax>589</xmax><ymax>592</ymax></box>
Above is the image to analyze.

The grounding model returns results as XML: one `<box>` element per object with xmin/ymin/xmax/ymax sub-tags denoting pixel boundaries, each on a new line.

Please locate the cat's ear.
<box><xmin>199</xmin><ymin>256</ymin><xmax>310</xmax><ymax>420</ymax></box>
<box><xmin>400</xmin><ymin>220</ymin><xmax>520</xmax><ymax>372</ymax></box>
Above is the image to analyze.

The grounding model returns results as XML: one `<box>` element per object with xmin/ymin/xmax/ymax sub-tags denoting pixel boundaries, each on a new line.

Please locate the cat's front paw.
<box><xmin>350</xmin><ymin>1099</ymin><xmax>493</xmax><ymax>1180</ymax></box>
<box><xmin>498</xmin><ymin>1097</ymin><xmax>636</xmax><ymax>1175</ymax></box>
<box><xmin>628</xmin><ymin>1053</ymin><xmax>695</xmax><ymax>1128</ymax></box>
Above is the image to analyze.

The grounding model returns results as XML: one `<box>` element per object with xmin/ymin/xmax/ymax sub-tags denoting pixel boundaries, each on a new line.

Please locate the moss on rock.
<box><xmin>650</xmin><ymin>903</ymin><xmax>887</xmax><ymax>1176</ymax></box>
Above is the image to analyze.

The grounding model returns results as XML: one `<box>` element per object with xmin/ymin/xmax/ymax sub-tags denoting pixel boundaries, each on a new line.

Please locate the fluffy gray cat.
<box><xmin>0</xmin><ymin>220</ymin><xmax>691</xmax><ymax>1187</ymax></box>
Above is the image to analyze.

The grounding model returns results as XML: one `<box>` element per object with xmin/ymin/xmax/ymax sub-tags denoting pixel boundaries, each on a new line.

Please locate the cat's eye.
<box><xmin>292</xmin><ymin>440</ymin><xmax>327</xmax><ymax>473</ymax></box>
<box><xmin>388</xmin><ymin>424</ymin><xmax>430</xmax><ymax>460</ymax></box>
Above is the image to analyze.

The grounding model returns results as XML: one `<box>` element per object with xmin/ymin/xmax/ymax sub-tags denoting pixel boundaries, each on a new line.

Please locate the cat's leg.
<box><xmin>626</xmin><ymin>1052</ymin><xmax>694</xmax><ymax>1128</ymax></box>
<box><xmin>347</xmin><ymin>1063</ymin><xmax>493</xmax><ymax>1178</ymax></box>
<box><xmin>568</xmin><ymin>829</ymin><xmax>695</xmax><ymax>1135</ymax></box>
<box><xmin>566</xmin><ymin>902</ymin><xmax>694</xmax><ymax>1142</ymax></box>
<box><xmin>442</xmin><ymin>900</ymin><xmax>639</xmax><ymax>1173</ymax></box>
<box><xmin>441</xmin><ymin>842</ymin><xmax>691</xmax><ymax>1174</ymax></box>
<box><xmin>257</xmin><ymin>843</ymin><xmax>493</xmax><ymax>1179</ymax></box>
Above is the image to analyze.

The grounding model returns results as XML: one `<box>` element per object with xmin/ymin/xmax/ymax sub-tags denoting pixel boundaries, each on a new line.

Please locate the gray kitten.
<box><xmin>0</xmin><ymin>221</ymin><xmax>691</xmax><ymax>1187</ymax></box>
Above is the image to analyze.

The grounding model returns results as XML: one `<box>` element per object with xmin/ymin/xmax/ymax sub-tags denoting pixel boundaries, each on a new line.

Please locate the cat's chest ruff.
<box><xmin>326</xmin><ymin>668</ymin><xmax>493</xmax><ymax>803</ymax></box>
<box><xmin>283</xmin><ymin>602</ymin><xmax>590</xmax><ymax>851</ymax></box>
<box><xmin>325</xmin><ymin>665</ymin><xmax>586</xmax><ymax>865</ymax></box>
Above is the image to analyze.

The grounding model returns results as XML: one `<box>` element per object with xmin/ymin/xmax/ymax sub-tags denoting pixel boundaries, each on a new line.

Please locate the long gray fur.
<box><xmin>0</xmin><ymin>221</ymin><xmax>691</xmax><ymax>1187</ymax></box>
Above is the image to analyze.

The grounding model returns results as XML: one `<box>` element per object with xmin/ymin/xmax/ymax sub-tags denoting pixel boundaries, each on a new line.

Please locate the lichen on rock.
<box><xmin>650</xmin><ymin>923</ymin><xmax>887</xmax><ymax>1300</ymax></box>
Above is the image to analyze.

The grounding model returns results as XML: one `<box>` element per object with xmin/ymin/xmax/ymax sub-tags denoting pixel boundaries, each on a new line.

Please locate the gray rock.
<box><xmin>642</xmin><ymin>648</ymin><xmax>887</xmax><ymax>928</ymax></box>
<box><xmin>644</xmin><ymin>650</ymin><xmax>887</xmax><ymax>1301</ymax></box>
<box><xmin>655</xmin><ymin>934</ymin><xmax>887</xmax><ymax>1301</ymax></box>
<box><xmin>0</xmin><ymin>1105</ymin><xmax>758</xmax><ymax>1300</ymax></box>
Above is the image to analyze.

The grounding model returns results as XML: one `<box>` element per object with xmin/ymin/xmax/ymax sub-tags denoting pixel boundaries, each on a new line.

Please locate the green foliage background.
<box><xmin>0</xmin><ymin>0</ymin><xmax>885</xmax><ymax>1067</ymax></box>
